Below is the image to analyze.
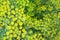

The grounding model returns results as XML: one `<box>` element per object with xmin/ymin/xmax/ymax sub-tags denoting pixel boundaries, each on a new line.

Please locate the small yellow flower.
<box><xmin>3</xmin><ymin>37</ymin><xmax>7</xmax><ymax>40</ymax></box>
<box><xmin>20</xmin><ymin>8</ymin><xmax>24</xmax><ymax>13</ymax></box>
<box><xmin>58</xmin><ymin>12</ymin><xmax>60</xmax><ymax>18</ymax></box>
<box><xmin>17</xmin><ymin>36</ymin><xmax>20</xmax><ymax>40</ymax></box>
<box><xmin>7</xmin><ymin>7</ymin><xmax>10</xmax><ymax>12</ymax></box>
<box><xmin>22</xmin><ymin>28</ymin><xmax>27</xmax><ymax>34</ymax></box>
<box><xmin>11</xmin><ymin>15</ymin><xmax>14</xmax><ymax>18</ymax></box>
<box><xmin>56</xmin><ymin>0</ymin><xmax>60</xmax><ymax>3</ymax></box>
<box><xmin>15</xmin><ymin>8</ymin><xmax>19</xmax><ymax>11</ymax></box>
<box><xmin>9</xmin><ymin>30</ymin><xmax>13</xmax><ymax>33</ymax></box>
<box><xmin>29</xmin><ymin>29</ymin><xmax>33</xmax><ymax>34</ymax></box>
<box><xmin>12</xmin><ymin>17</ymin><xmax>17</xmax><ymax>21</ymax></box>
<box><xmin>9</xmin><ymin>34</ymin><xmax>13</xmax><ymax>38</ymax></box>
<box><xmin>6</xmin><ymin>26</ymin><xmax>11</xmax><ymax>30</ymax></box>
<box><xmin>17</xmin><ymin>20</ymin><xmax>20</xmax><ymax>23</ymax></box>
<box><xmin>11</xmin><ymin>5</ymin><xmax>14</xmax><ymax>9</ymax></box>
<box><xmin>3</xmin><ymin>1</ymin><xmax>6</xmax><ymax>5</ymax></box>
<box><xmin>6</xmin><ymin>32</ymin><xmax>10</xmax><ymax>35</ymax></box>
<box><xmin>33</xmin><ymin>35</ymin><xmax>36</xmax><ymax>39</ymax></box>
<box><xmin>22</xmin><ymin>33</ymin><xmax>25</xmax><ymax>38</ymax></box>
<box><xmin>19</xmin><ymin>22</ymin><xmax>23</xmax><ymax>26</ymax></box>
<box><xmin>26</xmin><ymin>3</ymin><xmax>29</xmax><ymax>6</ymax></box>
<box><xmin>19</xmin><ymin>26</ymin><xmax>22</xmax><ymax>29</ymax></box>
<box><xmin>42</xmin><ymin>38</ymin><xmax>45</xmax><ymax>40</ymax></box>
<box><xmin>41</xmin><ymin>6</ymin><xmax>46</xmax><ymax>11</ymax></box>
<box><xmin>8</xmin><ymin>11</ymin><xmax>10</xmax><ymax>15</ymax></box>
<box><xmin>14</xmin><ymin>23</ymin><xmax>18</xmax><ymax>27</ymax></box>
<box><xmin>7</xmin><ymin>1</ymin><xmax>10</xmax><ymax>5</ymax></box>
<box><xmin>11</xmin><ymin>26</ymin><xmax>15</xmax><ymax>30</ymax></box>
<box><xmin>22</xmin><ymin>29</ymin><xmax>27</xmax><ymax>38</ymax></box>
<box><xmin>11</xmin><ymin>21</ymin><xmax>14</xmax><ymax>25</ymax></box>
<box><xmin>19</xmin><ymin>6</ymin><xmax>22</xmax><ymax>9</ymax></box>
<box><xmin>11</xmin><ymin>10</ymin><xmax>15</xmax><ymax>15</ymax></box>
<box><xmin>14</xmin><ymin>28</ymin><xmax>19</xmax><ymax>32</ymax></box>
<box><xmin>13</xmin><ymin>33</ymin><xmax>17</xmax><ymax>37</ymax></box>
<box><xmin>9</xmin><ymin>38</ymin><xmax>12</xmax><ymax>40</ymax></box>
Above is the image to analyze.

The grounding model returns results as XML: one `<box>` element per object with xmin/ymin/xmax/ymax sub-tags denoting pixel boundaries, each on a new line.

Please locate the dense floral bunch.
<box><xmin>0</xmin><ymin>0</ymin><xmax>60</xmax><ymax>40</ymax></box>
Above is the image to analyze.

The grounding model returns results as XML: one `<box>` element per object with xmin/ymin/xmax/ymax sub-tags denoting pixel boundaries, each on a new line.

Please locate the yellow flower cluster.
<box><xmin>0</xmin><ymin>0</ymin><xmax>59</xmax><ymax>40</ymax></box>
<box><xmin>58</xmin><ymin>12</ymin><xmax>60</xmax><ymax>18</ymax></box>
